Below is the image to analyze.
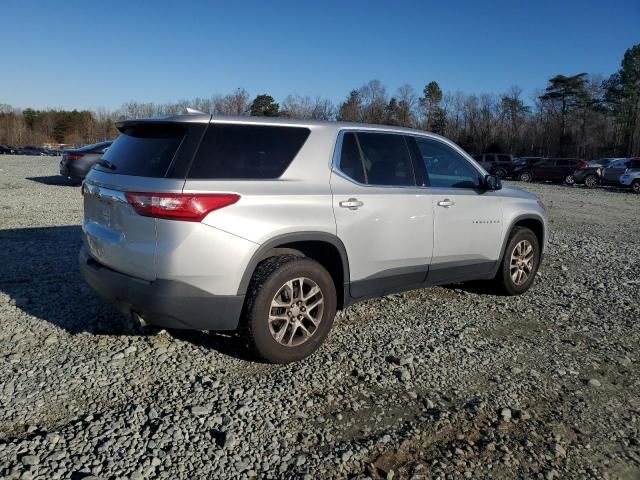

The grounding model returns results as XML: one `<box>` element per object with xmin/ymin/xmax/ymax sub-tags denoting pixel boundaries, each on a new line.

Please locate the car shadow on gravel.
<box><xmin>26</xmin><ymin>176</ymin><xmax>81</xmax><ymax>187</ymax></box>
<box><xmin>0</xmin><ymin>225</ymin><xmax>143</xmax><ymax>336</ymax></box>
<box><xmin>0</xmin><ymin>225</ymin><xmax>259</xmax><ymax>360</ymax></box>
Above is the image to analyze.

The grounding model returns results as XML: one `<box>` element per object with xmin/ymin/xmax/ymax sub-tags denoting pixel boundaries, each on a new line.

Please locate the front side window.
<box><xmin>415</xmin><ymin>137</ymin><xmax>481</xmax><ymax>189</ymax></box>
<box><xmin>337</xmin><ymin>132</ymin><xmax>415</xmax><ymax>187</ymax></box>
<box><xmin>188</xmin><ymin>124</ymin><xmax>310</xmax><ymax>179</ymax></box>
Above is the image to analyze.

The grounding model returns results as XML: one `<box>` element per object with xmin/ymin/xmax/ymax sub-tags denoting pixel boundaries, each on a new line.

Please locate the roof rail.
<box><xmin>184</xmin><ymin>107</ymin><xmax>206</xmax><ymax>115</ymax></box>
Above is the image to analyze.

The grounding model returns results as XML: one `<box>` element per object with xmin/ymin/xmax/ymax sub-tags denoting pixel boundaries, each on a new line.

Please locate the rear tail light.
<box><xmin>577</xmin><ymin>161</ymin><xmax>588</xmax><ymax>170</ymax></box>
<box><xmin>66</xmin><ymin>153</ymin><xmax>84</xmax><ymax>161</ymax></box>
<box><xmin>125</xmin><ymin>192</ymin><xmax>240</xmax><ymax>222</ymax></box>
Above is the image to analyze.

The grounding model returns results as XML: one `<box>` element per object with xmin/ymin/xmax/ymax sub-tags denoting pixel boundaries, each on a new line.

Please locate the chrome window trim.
<box><xmin>331</xmin><ymin>128</ymin><xmax>486</xmax><ymax>190</ymax></box>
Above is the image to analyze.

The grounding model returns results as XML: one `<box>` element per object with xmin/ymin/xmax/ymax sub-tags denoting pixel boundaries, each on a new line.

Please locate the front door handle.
<box><xmin>339</xmin><ymin>198</ymin><xmax>364</xmax><ymax>210</ymax></box>
<box><xmin>437</xmin><ymin>199</ymin><xmax>455</xmax><ymax>208</ymax></box>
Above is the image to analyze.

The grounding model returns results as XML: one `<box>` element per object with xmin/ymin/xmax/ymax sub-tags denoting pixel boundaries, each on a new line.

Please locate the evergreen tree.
<box><xmin>249</xmin><ymin>94</ymin><xmax>280</xmax><ymax>117</ymax></box>
<box><xmin>337</xmin><ymin>90</ymin><xmax>362</xmax><ymax>122</ymax></box>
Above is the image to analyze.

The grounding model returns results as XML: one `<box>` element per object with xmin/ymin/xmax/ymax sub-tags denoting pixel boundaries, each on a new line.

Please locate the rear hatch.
<box><xmin>82</xmin><ymin>119</ymin><xmax>207</xmax><ymax>280</ymax></box>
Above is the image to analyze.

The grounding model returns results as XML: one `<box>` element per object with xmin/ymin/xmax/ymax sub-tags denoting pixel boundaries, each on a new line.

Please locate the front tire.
<box><xmin>493</xmin><ymin>227</ymin><xmax>540</xmax><ymax>295</ymax></box>
<box><xmin>518</xmin><ymin>171</ymin><xmax>532</xmax><ymax>182</ymax></box>
<box><xmin>241</xmin><ymin>255</ymin><xmax>337</xmax><ymax>363</ymax></box>
<box><xmin>564</xmin><ymin>174</ymin><xmax>575</xmax><ymax>185</ymax></box>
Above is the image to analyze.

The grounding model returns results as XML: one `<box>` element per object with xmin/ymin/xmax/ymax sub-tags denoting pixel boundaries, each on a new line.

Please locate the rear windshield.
<box><xmin>95</xmin><ymin>125</ymin><xmax>185</xmax><ymax>177</ymax></box>
<box><xmin>188</xmin><ymin>124</ymin><xmax>310</xmax><ymax>179</ymax></box>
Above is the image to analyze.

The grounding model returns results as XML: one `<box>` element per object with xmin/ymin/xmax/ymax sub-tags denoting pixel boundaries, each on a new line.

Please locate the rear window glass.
<box><xmin>96</xmin><ymin>125</ymin><xmax>184</xmax><ymax>177</ymax></box>
<box><xmin>188</xmin><ymin>124</ymin><xmax>310</xmax><ymax>179</ymax></box>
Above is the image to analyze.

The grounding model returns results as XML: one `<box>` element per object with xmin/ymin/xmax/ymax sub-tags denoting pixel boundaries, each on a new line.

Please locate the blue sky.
<box><xmin>2</xmin><ymin>0</ymin><xmax>638</xmax><ymax>110</ymax></box>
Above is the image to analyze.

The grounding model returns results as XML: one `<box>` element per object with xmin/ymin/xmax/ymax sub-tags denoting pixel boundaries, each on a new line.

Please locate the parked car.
<box><xmin>0</xmin><ymin>144</ymin><xmax>17</xmax><ymax>154</ymax></box>
<box><xmin>20</xmin><ymin>146</ymin><xmax>48</xmax><ymax>156</ymax></box>
<box><xmin>472</xmin><ymin>153</ymin><xmax>515</xmax><ymax>178</ymax></box>
<box><xmin>59</xmin><ymin>141</ymin><xmax>112</xmax><ymax>181</ymax></box>
<box><xmin>619</xmin><ymin>158</ymin><xmax>640</xmax><ymax>193</ymax></box>
<box><xmin>598</xmin><ymin>158</ymin><xmax>633</xmax><ymax>186</ymax></box>
<box><xmin>512</xmin><ymin>157</ymin><xmax>581</xmax><ymax>184</ymax></box>
<box><xmin>79</xmin><ymin>114</ymin><xmax>547</xmax><ymax>363</ymax></box>
<box><xmin>572</xmin><ymin>158</ymin><xmax>619</xmax><ymax>188</ymax></box>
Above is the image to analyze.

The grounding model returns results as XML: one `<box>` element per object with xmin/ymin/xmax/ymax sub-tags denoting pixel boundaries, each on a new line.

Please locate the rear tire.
<box><xmin>241</xmin><ymin>255</ymin><xmax>337</xmax><ymax>364</ymax></box>
<box><xmin>564</xmin><ymin>174</ymin><xmax>575</xmax><ymax>185</ymax></box>
<box><xmin>494</xmin><ymin>168</ymin><xmax>507</xmax><ymax>179</ymax></box>
<box><xmin>518</xmin><ymin>171</ymin><xmax>532</xmax><ymax>182</ymax></box>
<box><xmin>493</xmin><ymin>227</ymin><xmax>540</xmax><ymax>295</ymax></box>
<box><xmin>632</xmin><ymin>179</ymin><xmax>640</xmax><ymax>194</ymax></box>
<box><xmin>584</xmin><ymin>174</ymin><xmax>598</xmax><ymax>188</ymax></box>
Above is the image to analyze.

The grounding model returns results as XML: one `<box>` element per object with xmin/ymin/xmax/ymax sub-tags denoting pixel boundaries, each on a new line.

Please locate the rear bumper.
<box><xmin>79</xmin><ymin>246</ymin><xmax>245</xmax><ymax>330</ymax></box>
<box><xmin>59</xmin><ymin>160</ymin><xmax>87</xmax><ymax>180</ymax></box>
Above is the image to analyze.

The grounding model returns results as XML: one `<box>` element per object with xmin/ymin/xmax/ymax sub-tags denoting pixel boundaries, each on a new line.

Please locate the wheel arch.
<box><xmin>493</xmin><ymin>214</ymin><xmax>546</xmax><ymax>276</ymax></box>
<box><xmin>238</xmin><ymin>232</ymin><xmax>350</xmax><ymax>309</ymax></box>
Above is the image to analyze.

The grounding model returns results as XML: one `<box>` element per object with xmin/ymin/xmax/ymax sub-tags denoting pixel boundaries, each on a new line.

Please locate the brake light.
<box><xmin>66</xmin><ymin>153</ymin><xmax>84</xmax><ymax>161</ymax></box>
<box><xmin>125</xmin><ymin>192</ymin><xmax>240</xmax><ymax>222</ymax></box>
<box><xmin>577</xmin><ymin>161</ymin><xmax>588</xmax><ymax>170</ymax></box>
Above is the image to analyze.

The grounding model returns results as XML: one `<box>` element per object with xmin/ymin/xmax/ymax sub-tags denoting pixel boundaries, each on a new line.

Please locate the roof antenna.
<box><xmin>185</xmin><ymin>107</ymin><xmax>206</xmax><ymax>115</ymax></box>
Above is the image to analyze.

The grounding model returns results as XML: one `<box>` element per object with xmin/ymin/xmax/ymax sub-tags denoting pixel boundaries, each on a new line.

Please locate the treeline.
<box><xmin>1</xmin><ymin>43</ymin><xmax>638</xmax><ymax>158</ymax></box>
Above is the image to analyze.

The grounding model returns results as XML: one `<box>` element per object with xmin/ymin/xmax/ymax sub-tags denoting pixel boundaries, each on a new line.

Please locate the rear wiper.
<box><xmin>98</xmin><ymin>159</ymin><xmax>116</xmax><ymax>170</ymax></box>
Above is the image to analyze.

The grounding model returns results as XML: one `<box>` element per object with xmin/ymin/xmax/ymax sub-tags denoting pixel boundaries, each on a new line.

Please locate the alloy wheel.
<box><xmin>519</xmin><ymin>172</ymin><xmax>531</xmax><ymax>182</ymax></box>
<box><xmin>565</xmin><ymin>174</ymin><xmax>575</xmax><ymax>185</ymax></box>
<box><xmin>268</xmin><ymin>277</ymin><xmax>324</xmax><ymax>347</ymax></box>
<box><xmin>585</xmin><ymin>175</ymin><xmax>597</xmax><ymax>188</ymax></box>
<box><xmin>633</xmin><ymin>181</ymin><xmax>640</xmax><ymax>193</ymax></box>
<box><xmin>510</xmin><ymin>240</ymin><xmax>534</xmax><ymax>286</ymax></box>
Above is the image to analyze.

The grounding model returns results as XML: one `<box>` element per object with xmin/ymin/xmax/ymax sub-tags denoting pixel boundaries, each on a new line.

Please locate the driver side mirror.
<box><xmin>484</xmin><ymin>174</ymin><xmax>502</xmax><ymax>191</ymax></box>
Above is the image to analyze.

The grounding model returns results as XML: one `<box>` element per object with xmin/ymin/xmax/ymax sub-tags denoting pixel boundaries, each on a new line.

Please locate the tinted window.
<box><xmin>97</xmin><ymin>125</ymin><xmax>184</xmax><ymax>177</ymax></box>
<box><xmin>356</xmin><ymin>132</ymin><xmax>415</xmax><ymax>186</ymax></box>
<box><xmin>338</xmin><ymin>133</ymin><xmax>366</xmax><ymax>183</ymax></box>
<box><xmin>483</xmin><ymin>154</ymin><xmax>495</xmax><ymax>163</ymax></box>
<box><xmin>556</xmin><ymin>159</ymin><xmax>569</xmax><ymax>166</ymax></box>
<box><xmin>189</xmin><ymin>124</ymin><xmax>310</xmax><ymax>179</ymax></box>
<box><xmin>497</xmin><ymin>155</ymin><xmax>511</xmax><ymax>163</ymax></box>
<box><xmin>610</xmin><ymin>159</ymin><xmax>629</xmax><ymax>168</ymax></box>
<box><xmin>415</xmin><ymin>137</ymin><xmax>481</xmax><ymax>188</ymax></box>
<box><xmin>629</xmin><ymin>159</ymin><xmax>640</xmax><ymax>169</ymax></box>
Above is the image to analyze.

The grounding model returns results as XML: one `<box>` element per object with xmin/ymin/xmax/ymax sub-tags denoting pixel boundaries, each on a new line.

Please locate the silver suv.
<box><xmin>80</xmin><ymin>114</ymin><xmax>547</xmax><ymax>363</ymax></box>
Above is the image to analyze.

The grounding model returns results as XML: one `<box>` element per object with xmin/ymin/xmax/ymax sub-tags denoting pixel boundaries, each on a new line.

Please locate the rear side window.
<box><xmin>356</xmin><ymin>132</ymin><xmax>415</xmax><ymax>186</ymax></box>
<box><xmin>338</xmin><ymin>133</ymin><xmax>366</xmax><ymax>183</ymax></box>
<box><xmin>497</xmin><ymin>155</ymin><xmax>511</xmax><ymax>163</ymax></box>
<box><xmin>188</xmin><ymin>124</ymin><xmax>310</xmax><ymax>179</ymax></box>
<box><xmin>96</xmin><ymin>125</ymin><xmax>185</xmax><ymax>177</ymax></box>
<box><xmin>483</xmin><ymin>154</ymin><xmax>496</xmax><ymax>163</ymax></box>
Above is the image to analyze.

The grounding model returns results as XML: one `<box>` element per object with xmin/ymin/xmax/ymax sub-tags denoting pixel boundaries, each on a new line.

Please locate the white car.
<box><xmin>80</xmin><ymin>114</ymin><xmax>547</xmax><ymax>363</ymax></box>
<box><xmin>620</xmin><ymin>159</ymin><xmax>640</xmax><ymax>193</ymax></box>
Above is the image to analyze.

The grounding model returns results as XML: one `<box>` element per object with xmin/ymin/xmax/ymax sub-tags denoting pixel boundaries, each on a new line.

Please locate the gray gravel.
<box><xmin>1</xmin><ymin>155</ymin><xmax>639</xmax><ymax>479</ymax></box>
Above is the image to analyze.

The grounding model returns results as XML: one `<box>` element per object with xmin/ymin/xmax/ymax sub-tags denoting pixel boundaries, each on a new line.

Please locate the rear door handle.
<box><xmin>437</xmin><ymin>199</ymin><xmax>455</xmax><ymax>208</ymax></box>
<box><xmin>339</xmin><ymin>198</ymin><xmax>364</xmax><ymax>210</ymax></box>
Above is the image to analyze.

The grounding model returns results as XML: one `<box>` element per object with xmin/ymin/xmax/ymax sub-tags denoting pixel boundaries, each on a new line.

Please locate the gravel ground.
<box><xmin>1</xmin><ymin>155</ymin><xmax>639</xmax><ymax>480</ymax></box>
